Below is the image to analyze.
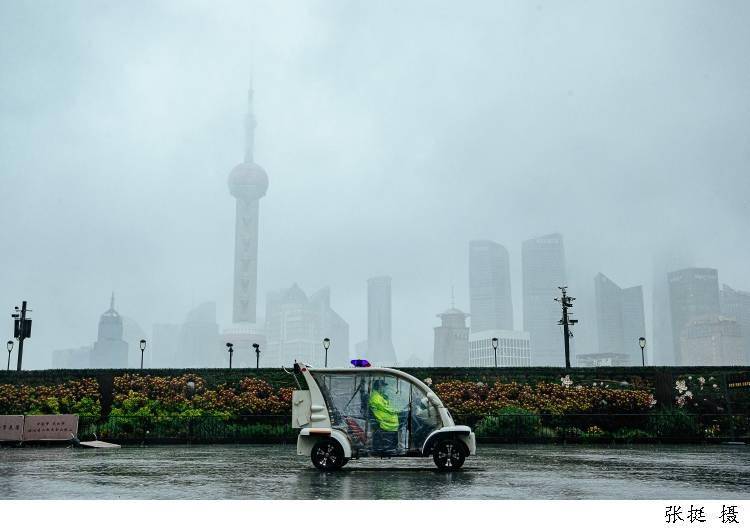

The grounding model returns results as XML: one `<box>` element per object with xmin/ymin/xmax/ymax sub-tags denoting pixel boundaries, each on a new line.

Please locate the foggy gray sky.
<box><xmin>2</xmin><ymin>0</ymin><xmax>749</xmax><ymax>368</ymax></box>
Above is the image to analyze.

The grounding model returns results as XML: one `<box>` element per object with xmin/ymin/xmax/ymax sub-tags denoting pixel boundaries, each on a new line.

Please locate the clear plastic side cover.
<box><xmin>311</xmin><ymin>372</ymin><xmax>442</xmax><ymax>455</ymax></box>
<box><xmin>409</xmin><ymin>383</ymin><xmax>441</xmax><ymax>451</ymax></box>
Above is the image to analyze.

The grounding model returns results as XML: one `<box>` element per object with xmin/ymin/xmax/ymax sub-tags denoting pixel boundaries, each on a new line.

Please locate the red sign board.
<box><xmin>22</xmin><ymin>415</ymin><xmax>78</xmax><ymax>441</ymax></box>
<box><xmin>0</xmin><ymin>415</ymin><xmax>24</xmax><ymax>441</ymax></box>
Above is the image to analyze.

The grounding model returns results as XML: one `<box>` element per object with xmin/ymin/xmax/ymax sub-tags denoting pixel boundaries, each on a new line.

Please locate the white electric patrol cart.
<box><xmin>289</xmin><ymin>361</ymin><xmax>475</xmax><ymax>470</ymax></box>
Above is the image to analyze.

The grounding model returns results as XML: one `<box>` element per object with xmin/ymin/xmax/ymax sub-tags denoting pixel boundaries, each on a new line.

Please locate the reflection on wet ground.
<box><xmin>0</xmin><ymin>444</ymin><xmax>748</xmax><ymax>499</ymax></box>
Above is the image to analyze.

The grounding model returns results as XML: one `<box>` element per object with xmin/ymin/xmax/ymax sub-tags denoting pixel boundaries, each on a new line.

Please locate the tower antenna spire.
<box><xmin>110</xmin><ymin>292</ymin><xmax>115</xmax><ymax>311</ymax></box>
<box><xmin>244</xmin><ymin>75</ymin><xmax>257</xmax><ymax>163</ymax></box>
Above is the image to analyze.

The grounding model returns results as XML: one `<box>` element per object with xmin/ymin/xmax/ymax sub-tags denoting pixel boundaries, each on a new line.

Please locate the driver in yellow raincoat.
<box><xmin>369</xmin><ymin>379</ymin><xmax>399</xmax><ymax>432</ymax></box>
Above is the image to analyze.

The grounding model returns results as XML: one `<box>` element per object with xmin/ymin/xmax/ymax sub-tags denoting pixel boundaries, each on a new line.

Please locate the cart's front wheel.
<box><xmin>433</xmin><ymin>439</ymin><xmax>466</xmax><ymax>470</ymax></box>
<box><xmin>311</xmin><ymin>439</ymin><xmax>345</xmax><ymax>471</ymax></box>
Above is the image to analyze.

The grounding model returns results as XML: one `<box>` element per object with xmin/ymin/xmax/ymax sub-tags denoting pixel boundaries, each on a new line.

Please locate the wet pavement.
<box><xmin>0</xmin><ymin>444</ymin><xmax>748</xmax><ymax>499</ymax></box>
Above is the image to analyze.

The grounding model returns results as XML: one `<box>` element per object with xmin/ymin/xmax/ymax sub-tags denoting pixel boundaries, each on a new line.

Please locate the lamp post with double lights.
<box><xmin>252</xmin><ymin>343</ymin><xmax>260</xmax><ymax>369</ymax></box>
<box><xmin>491</xmin><ymin>337</ymin><xmax>498</xmax><ymax>368</ymax></box>
<box><xmin>139</xmin><ymin>339</ymin><xmax>147</xmax><ymax>369</ymax></box>
<box><xmin>6</xmin><ymin>340</ymin><xmax>12</xmax><ymax>371</ymax></box>
<box><xmin>639</xmin><ymin>337</ymin><xmax>646</xmax><ymax>367</ymax></box>
<box><xmin>323</xmin><ymin>338</ymin><xmax>330</xmax><ymax>367</ymax></box>
<box><xmin>226</xmin><ymin>342</ymin><xmax>234</xmax><ymax>369</ymax></box>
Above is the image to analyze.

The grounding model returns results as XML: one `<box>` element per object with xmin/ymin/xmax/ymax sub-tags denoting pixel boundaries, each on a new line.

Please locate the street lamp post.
<box><xmin>639</xmin><ymin>337</ymin><xmax>646</xmax><ymax>367</ymax></box>
<box><xmin>6</xmin><ymin>340</ymin><xmax>13</xmax><ymax>371</ymax></box>
<box><xmin>323</xmin><ymin>338</ymin><xmax>330</xmax><ymax>368</ymax></box>
<box><xmin>139</xmin><ymin>339</ymin><xmax>147</xmax><ymax>369</ymax></box>
<box><xmin>252</xmin><ymin>343</ymin><xmax>260</xmax><ymax>369</ymax></box>
<box><xmin>226</xmin><ymin>342</ymin><xmax>234</xmax><ymax>369</ymax></box>
<box><xmin>491</xmin><ymin>337</ymin><xmax>498</xmax><ymax>368</ymax></box>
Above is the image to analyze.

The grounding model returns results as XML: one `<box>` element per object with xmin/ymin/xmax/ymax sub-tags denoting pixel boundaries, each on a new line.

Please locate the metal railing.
<box><xmin>69</xmin><ymin>412</ymin><xmax>750</xmax><ymax>444</ymax></box>
<box><xmin>453</xmin><ymin>412</ymin><xmax>750</xmax><ymax>443</ymax></box>
<box><xmin>76</xmin><ymin>414</ymin><xmax>295</xmax><ymax>444</ymax></box>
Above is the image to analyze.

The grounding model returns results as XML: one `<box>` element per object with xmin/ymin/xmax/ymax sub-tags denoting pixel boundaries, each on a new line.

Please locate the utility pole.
<box><xmin>555</xmin><ymin>287</ymin><xmax>578</xmax><ymax>369</ymax></box>
<box><xmin>12</xmin><ymin>301</ymin><xmax>32</xmax><ymax>372</ymax></box>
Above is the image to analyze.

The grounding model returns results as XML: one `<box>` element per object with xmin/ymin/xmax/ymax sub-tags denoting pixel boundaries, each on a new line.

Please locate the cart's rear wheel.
<box><xmin>433</xmin><ymin>439</ymin><xmax>466</xmax><ymax>470</ymax></box>
<box><xmin>311</xmin><ymin>439</ymin><xmax>345</xmax><ymax>471</ymax></box>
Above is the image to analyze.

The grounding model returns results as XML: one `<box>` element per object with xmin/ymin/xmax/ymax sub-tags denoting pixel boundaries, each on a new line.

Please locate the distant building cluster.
<box><xmin>431</xmin><ymin>233</ymin><xmax>747</xmax><ymax>367</ymax></box>
<box><xmin>53</xmin><ymin>294</ymin><xmax>144</xmax><ymax>369</ymax></box>
<box><xmin>51</xmin><ymin>82</ymin><xmax>749</xmax><ymax>370</ymax></box>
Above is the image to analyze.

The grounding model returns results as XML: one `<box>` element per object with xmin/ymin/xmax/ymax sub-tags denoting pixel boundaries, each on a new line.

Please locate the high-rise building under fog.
<box><xmin>469</xmin><ymin>330</ymin><xmax>530</xmax><ymax>367</ymax></box>
<box><xmin>433</xmin><ymin>306</ymin><xmax>469</xmax><ymax>367</ymax></box>
<box><xmin>622</xmin><ymin>286</ymin><xmax>647</xmax><ymax>362</ymax></box>
<box><xmin>668</xmin><ymin>267</ymin><xmax>720</xmax><ymax>364</ymax></box>
<box><xmin>652</xmin><ymin>249</ymin><xmax>693</xmax><ymax>365</ymax></box>
<box><xmin>721</xmin><ymin>284</ymin><xmax>750</xmax><ymax>363</ymax></box>
<box><xmin>594</xmin><ymin>273</ymin><xmax>646</xmax><ymax>364</ymax></box>
<box><xmin>680</xmin><ymin>316</ymin><xmax>744</xmax><ymax>365</ymax></box>
<box><xmin>367</xmin><ymin>276</ymin><xmax>397</xmax><ymax>365</ymax></box>
<box><xmin>309</xmin><ymin>286</ymin><xmax>350</xmax><ymax>367</ymax></box>
<box><xmin>177</xmin><ymin>302</ymin><xmax>221</xmax><ymax>367</ymax></box>
<box><xmin>265</xmin><ymin>284</ymin><xmax>349</xmax><ymax>368</ymax></box>
<box><xmin>469</xmin><ymin>240</ymin><xmax>513</xmax><ymax>333</ymax></box>
<box><xmin>90</xmin><ymin>294</ymin><xmax>129</xmax><ymax>369</ymax></box>
<box><xmin>522</xmin><ymin>233</ymin><xmax>566</xmax><ymax>366</ymax></box>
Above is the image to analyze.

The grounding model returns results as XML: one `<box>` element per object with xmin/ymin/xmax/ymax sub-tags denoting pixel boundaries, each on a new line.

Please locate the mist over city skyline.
<box><xmin>2</xmin><ymin>1</ymin><xmax>749</xmax><ymax>368</ymax></box>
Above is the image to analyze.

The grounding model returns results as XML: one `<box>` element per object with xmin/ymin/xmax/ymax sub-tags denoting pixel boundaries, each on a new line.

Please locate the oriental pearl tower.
<box><xmin>228</xmin><ymin>81</ymin><xmax>268</xmax><ymax>324</ymax></box>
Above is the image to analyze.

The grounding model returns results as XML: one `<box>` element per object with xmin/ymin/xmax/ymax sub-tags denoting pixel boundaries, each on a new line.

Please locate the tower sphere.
<box><xmin>228</xmin><ymin>161</ymin><xmax>268</xmax><ymax>201</ymax></box>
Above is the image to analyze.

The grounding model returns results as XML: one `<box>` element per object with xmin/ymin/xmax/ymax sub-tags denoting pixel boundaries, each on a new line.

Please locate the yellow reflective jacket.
<box><xmin>369</xmin><ymin>389</ymin><xmax>399</xmax><ymax>432</ymax></box>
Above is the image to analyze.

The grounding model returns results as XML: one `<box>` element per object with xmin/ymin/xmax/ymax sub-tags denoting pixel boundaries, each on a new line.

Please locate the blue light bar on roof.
<box><xmin>350</xmin><ymin>359</ymin><xmax>371</xmax><ymax>367</ymax></box>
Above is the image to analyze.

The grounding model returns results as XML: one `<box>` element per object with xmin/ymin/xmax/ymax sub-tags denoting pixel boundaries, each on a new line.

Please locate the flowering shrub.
<box><xmin>673</xmin><ymin>374</ymin><xmax>726</xmax><ymax>412</ymax></box>
<box><xmin>434</xmin><ymin>378</ymin><xmax>655</xmax><ymax>416</ymax></box>
<box><xmin>0</xmin><ymin>379</ymin><xmax>101</xmax><ymax>416</ymax></box>
<box><xmin>110</xmin><ymin>373</ymin><xmax>294</xmax><ymax>419</ymax></box>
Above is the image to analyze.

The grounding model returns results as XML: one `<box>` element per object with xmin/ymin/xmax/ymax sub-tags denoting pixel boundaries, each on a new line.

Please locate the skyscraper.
<box><xmin>652</xmin><ymin>248</ymin><xmax>693</xmax><ymax>365</ymax></box>
<box><xmin>468</xmin><ymin>330</ymin><xmax>530</xmax><ymax>367</ymax></box>
<box><xmin>522</xmin><ymin>233</ymin><xmax>566</xmax><ymax>366</ymax></box>
<box><xmin>594</xmin><ymin>273</ymin><xmax>645</xmax><ymax>364</ymax></box>
<box><xmin>151</xmin><ymin>323</ymin><xmax>180</xmax><ymax>368</ymax></box>
<box><xmin>228</xmin><ymin>81</ymin><xmax>268</xmax><ymax>324</ymax></box>
<box><xmin>668</xmin><ymin>268</ymin><xmax>721</xmax><ymax>364</ymax></box>
<box><xmin>90</xmin><ymin>294</ymin><xmax>128</xmax><ymax>368</ymax></box>
<box><xmin>594</xmin><ymin>273</ymin><xmax>624</xmax><ymax>354</ymax></box>
<box><xmin>721</xmin><ymin>284</ymin><xmax>750</xmax><ymax>363</ymax></box>
<box><xmin>433</xmin><ymin>306</ymin><xmax>469</xmax><ymax>367</ymax></box>
<box><xmin>265</xmin><ymin>284</ymin><xmax>350</xmax><ymax>368</ymax></box>
<box><xmin>177</xmin><ymin>302</ymin><xmax>221</xmax><ymax>367</ymax></box>
<box><xmin>680</xmin><ymin>316</ymin><xmax>744</xmax><ymax>365</ymax></box>
<box><xmin>310</xmin><ymin>287</ymin><xmax>351</xmax><ymax>367</ymax></box>
<box><xmin>469</xmin><ymin>240</ymin><xmax>513</xmax><ymax>332</ymax></box>
<box><xmin>622</xmin><ymin>286</ymin><xmax>647</xmax><ymax>362</ymax></box>
<box><xmin>367</xmin><ymin>276</ymin><xmax>397</xmax><ymax>365</ymax></box>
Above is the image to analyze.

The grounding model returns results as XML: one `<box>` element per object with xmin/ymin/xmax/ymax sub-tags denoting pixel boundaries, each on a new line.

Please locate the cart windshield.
<box><xmin>311</xmin><ymin>371</ymin><xmax>441</xmax><ymax>454</ymax></box>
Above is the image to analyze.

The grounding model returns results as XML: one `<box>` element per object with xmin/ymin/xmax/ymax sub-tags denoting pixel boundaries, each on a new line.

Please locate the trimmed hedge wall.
<box><xmin>1</xmin><ymin>365</ymin><xmax>747</xmax><ymax>387</ymax></box>
<box><xmin>2</xmin><ymin>366</ymin><xmax>748</xmax><ymax>412</ymax></box>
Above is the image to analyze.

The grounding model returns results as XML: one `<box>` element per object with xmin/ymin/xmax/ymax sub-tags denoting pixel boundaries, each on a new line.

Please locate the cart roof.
<box><xmin>302</xmin><ymin>365</ymin><xmax>435</xmax><ymax>396</ymax></box>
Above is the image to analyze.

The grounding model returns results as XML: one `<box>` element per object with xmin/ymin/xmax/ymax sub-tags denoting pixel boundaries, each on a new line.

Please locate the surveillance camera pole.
<box><xmin>226</xmin><ymin>343</ymin><xmax>234</xmax><ymax>369</ymax></box>
<box><xmin>555</xmin><ymin>287</ymin><xmax>577</xmax><ymax>369</ymax></box>
<box><xmin>252</xmin><ymin>343</ymin><xmax>260</xmax><ymax>369</ymax></box>
<box><xmin>12</xmin><ymin>301</ymin><xmax>32</xmax><ymax>372</ymax></box>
